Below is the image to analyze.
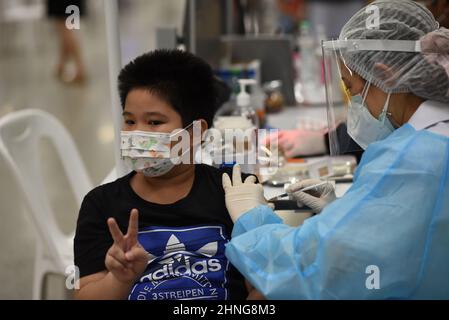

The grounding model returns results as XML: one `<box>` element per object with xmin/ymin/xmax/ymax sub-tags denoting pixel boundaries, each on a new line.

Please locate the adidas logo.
<box><xmin>140</xmin><ymin>234</ymin><xmax>223</xmax><ymax>282</ymax></box>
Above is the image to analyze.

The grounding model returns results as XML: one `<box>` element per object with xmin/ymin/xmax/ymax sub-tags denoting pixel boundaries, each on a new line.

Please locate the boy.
<box><xmin>74</xmin><ymin>50</ymin><xmax>258</xmax><ymax>300</ymax></box>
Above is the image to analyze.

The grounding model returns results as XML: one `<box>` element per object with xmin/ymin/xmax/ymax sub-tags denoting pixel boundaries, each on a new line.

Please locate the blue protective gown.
<box><xmin>225</xmin><ymin>124</ymin><xmax>449</xmax><ymax>299</ymax></box>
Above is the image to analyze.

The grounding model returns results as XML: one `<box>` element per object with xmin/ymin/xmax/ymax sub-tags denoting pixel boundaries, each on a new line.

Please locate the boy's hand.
<box><xmin>105</xmin><ymin>209</ymin><xmax>149</xmax><ymax>284</ymax></box>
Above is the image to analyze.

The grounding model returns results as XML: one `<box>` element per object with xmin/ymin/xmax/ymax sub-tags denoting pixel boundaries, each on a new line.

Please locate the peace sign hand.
<box><xmin>105</xmin><ymin>209</ymin><xmax>149</xmax><ymax>284</ymax></box>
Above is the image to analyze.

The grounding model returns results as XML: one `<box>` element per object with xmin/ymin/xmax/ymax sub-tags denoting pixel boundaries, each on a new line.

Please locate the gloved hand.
<box><xmin>266</xmin><ymin>129</ymin><xmax>327</xmax><ymax>158</ymax></box>
<box><xmin>287</xmin><ymin>179</ymin><xmax>336</xmax><ymax>213</ymax></box>
<box><xmin>222</xmin><ymin>165</ymin><xmax>271</xmax><ymax>223</ymax></box>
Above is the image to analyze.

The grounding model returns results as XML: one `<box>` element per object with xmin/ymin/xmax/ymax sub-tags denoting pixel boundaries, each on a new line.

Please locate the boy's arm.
<box><xmin>75</xmin><ymin>271</ymin><xmax>135</xmax><ymax>300</ymax></box>
<box><xmin>75</xmin><ymin>209</ymin><xmax>149</xmax><ymax>300</ymax></box>
<box><xmin>245</xmin><ymin>280</ymin><xmax>266</xmax><ymax>300</ymax></box>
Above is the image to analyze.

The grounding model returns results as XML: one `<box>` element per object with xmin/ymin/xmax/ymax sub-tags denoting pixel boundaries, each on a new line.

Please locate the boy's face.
<box><xmin>122</xmin><ymin>89</ymin><xmax>183</xmax><ymax>133</ymax></box>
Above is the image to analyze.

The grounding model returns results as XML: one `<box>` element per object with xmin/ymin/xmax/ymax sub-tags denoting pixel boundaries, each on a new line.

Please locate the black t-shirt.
<box><xmin>74</xmin><ymin>164</ymin><xmax>252</xmax><ymax>300</ymax></box>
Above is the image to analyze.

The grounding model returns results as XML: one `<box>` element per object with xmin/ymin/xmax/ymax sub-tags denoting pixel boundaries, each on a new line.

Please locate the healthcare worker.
<box><xmin>222</xmin><ymin>0</ymin><xmax>449</xmax><ymax>299</ymax></box>
<box><xmin>275</xmin><ymin>0</ymin><xmax>449</xmax><ymax>160</ymax></box>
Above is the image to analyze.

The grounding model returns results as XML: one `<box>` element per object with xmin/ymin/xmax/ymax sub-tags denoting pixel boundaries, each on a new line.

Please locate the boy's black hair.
<box><xmin>118</xmin><ymin>49</ymin><xmax>219</xmax><ymax>127</ymax></box>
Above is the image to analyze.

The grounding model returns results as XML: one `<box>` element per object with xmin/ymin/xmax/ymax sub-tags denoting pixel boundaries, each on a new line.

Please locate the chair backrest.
<box><xmin>0</xmin><ymin>109</ymin><xmax>92</xmax><ymax>269</ymax></box>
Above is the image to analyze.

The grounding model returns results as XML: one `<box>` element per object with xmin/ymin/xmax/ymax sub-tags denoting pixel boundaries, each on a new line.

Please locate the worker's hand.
<box><xmin>277</xmin><ymin>129</ymin><xmax>327</xmax><ymax>158</ymax></box>
<box><xmin>222</xmin><ymin>165</ymin><xmax>271</xmax><ymax>223</ymax></box>
<box><xmin>287</xmin><ymin>179</ymin><xmax>336</xmax><ymax>213</ymax></box>
<box><xmin>106</xmin><ymin>209</ymin><xmax>149</xmax><ymax>284</ymax></box>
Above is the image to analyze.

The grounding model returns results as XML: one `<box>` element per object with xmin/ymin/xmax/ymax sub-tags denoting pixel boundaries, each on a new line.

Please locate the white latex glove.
<box><xmin>278</xmin><ymin>129</ymin><xmax>327</xmax><ymax>158</ymax></box>
<box><xmin>222</xmin><ymin>165</ymin><xmax>271</xmax><ymax>223</ymax></box>
<box><xmin>286</xmin><ymin>179</ymin><xmax>336</xmax><ymax>214</ymax></box>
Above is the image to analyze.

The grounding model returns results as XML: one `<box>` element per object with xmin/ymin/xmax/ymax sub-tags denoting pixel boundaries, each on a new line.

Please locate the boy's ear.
<box><xmin>190</xmin><ymin>119</ymin><xmax>208</xmax><ymax>134</ymax></box>
<box><xmin>189</xmin><ymin>119</ymin><xmax>208</xmax><ymax>147</ymax></box>
<box><xmin>199</xmin><ymin>119</ymin><xmax>208</xmax><ymax>133</ymax></box>
<box><xmin>186</xmin><ymin>119</ymin><xmax>208</xmax><ymax>131</ymax></box>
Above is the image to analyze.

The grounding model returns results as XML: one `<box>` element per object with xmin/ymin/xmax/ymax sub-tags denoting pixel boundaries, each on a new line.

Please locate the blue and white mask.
<box><xmin>347</xmin><ymin>82</ymin><xmax>395</xmax><ymax>150</ymax></box>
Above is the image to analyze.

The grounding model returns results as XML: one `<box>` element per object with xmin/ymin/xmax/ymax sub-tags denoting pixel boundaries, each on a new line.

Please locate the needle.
<box><xmin>268</xmin><ymin>181</ymin><xmax>328</xmax><ymax>202</ymax></box>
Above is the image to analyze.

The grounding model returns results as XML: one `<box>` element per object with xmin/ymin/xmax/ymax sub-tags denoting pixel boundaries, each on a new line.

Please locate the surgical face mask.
<box><xmin>120</xmin><ymin>126</ymin><xmax>192</xmax><ymax>177</ymax></box>
<box><xmin>347</xmin><ymin>82</ymin><xmax>395</xmax><ymax>150</ymax></box>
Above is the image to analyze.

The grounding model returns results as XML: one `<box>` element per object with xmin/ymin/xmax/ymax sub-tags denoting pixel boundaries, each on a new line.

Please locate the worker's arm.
<box><xmin>222</xmin><ymin>165</ymin><xmax>346</xmax><ymax>299</ymax></box>
<box><xmin>224</xmin><ymin>148</ymin><xmax>441</xmax><ymax>299</ymax></box>
<box><xmin>225</xmin><ymin>208</ymin><xmax>312</xmax><ymax>299</ymax></box>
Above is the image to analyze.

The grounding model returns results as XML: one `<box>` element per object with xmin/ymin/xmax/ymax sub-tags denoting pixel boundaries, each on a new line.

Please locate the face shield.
<box><xmin>322</xmin><ymin>39</ymin><xmax>424</xmax><ymax>156</ymax></box>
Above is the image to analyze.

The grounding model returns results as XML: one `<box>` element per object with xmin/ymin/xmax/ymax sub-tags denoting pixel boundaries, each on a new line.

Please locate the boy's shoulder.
<box><xmin>84</xmin><ymin>171</ymin><xmax>133</xmax><ymax>202</ymax></box>
<box><xmin>197</xmin><ymin>164</ymin><xmax>256</xmax><ymax>182</ymax></box>
<box><xmin>198</xmin><ymin>163</ymin><xmax>228</xmax><ymax>175</ymax></box>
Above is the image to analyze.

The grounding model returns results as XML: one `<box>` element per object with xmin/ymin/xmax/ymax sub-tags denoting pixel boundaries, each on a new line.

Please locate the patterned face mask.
<box><xmin>120</xmin><ymin>129</ymin><xmax>189</xmax><ymax>177</ymax></box>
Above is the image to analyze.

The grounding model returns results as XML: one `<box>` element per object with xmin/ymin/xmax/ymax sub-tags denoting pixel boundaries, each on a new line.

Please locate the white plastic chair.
<box><xmin>0</xmin><ymin>109</ymin><xmax>93</xmax><ymax>299</ymax></box>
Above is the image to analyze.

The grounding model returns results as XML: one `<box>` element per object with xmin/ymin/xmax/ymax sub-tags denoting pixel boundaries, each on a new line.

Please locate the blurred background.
<box><xmin>0</xmin><ymin>0</ymin><xmax>185</xmax><ymax>299</ymax></box>
<box><xmin>3</xmin><ymin>0</ymin><xmax>445</xmax><ymax>299</ymax></box>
